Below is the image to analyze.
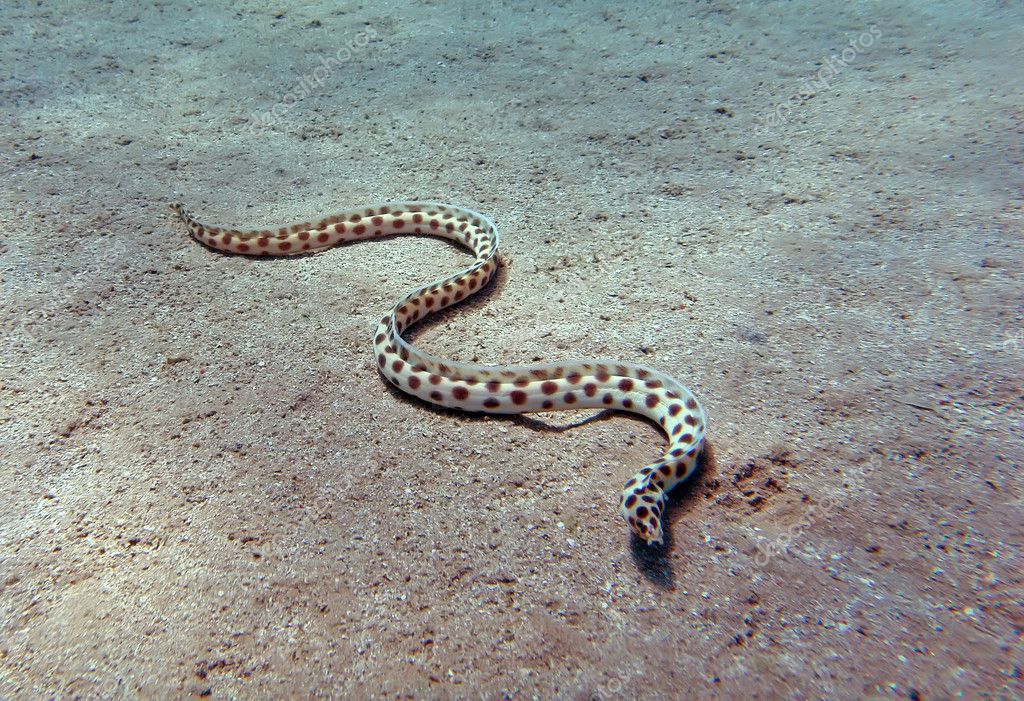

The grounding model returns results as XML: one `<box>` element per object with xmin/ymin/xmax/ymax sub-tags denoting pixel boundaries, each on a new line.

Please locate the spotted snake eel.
<box><xmin>171</xmin><ymin>201</ymin><xmax>705</xmax><ymax>544</ymax></box>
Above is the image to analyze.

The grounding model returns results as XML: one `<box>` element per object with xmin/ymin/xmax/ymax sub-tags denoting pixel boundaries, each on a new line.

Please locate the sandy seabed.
<box><xmin>1</xmin><ymin>1</ymin><xmax>1021</xmax><ymax>699</ymax></box>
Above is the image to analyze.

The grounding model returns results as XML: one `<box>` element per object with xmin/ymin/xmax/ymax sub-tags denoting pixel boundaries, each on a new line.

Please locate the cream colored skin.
<box><xmin>171</xmin><ymin>201</ymin><xmax>706</xmax><ymax>544</ymax></box>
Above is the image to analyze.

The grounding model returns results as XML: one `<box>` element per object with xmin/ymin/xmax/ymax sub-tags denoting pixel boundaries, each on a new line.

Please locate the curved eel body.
<box><xmin>171</xmin><ymin>201</ymin><xmax>705</xmax><ymax>544</ymax></box>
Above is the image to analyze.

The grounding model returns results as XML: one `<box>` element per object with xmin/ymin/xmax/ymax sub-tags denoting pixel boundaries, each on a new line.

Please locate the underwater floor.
<box><xmin>1</xmin><ymin>0</ymin><xmax>1021</xmax><ymax>698</ymax></box>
